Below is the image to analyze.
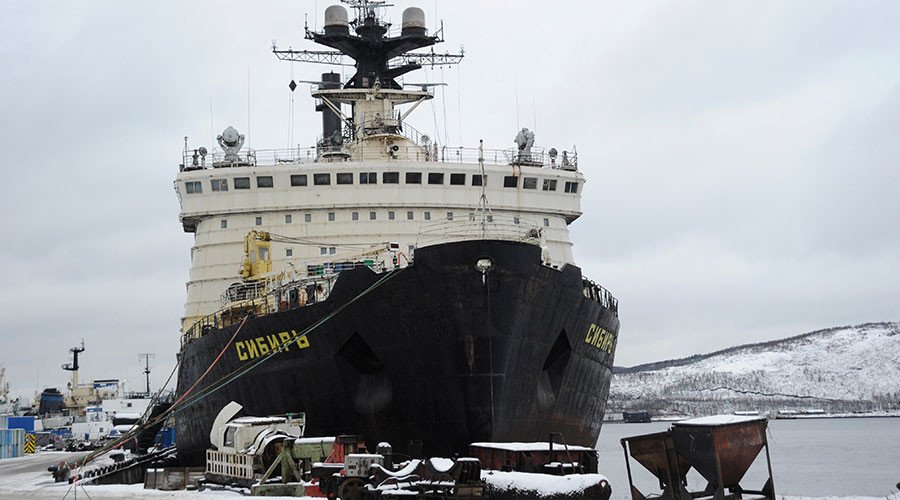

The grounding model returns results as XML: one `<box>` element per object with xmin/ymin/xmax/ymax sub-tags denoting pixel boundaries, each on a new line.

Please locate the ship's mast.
<box><xmin>139</xmin><ymin>353</ymin><xmax>155</xmax><ymax>397</ymax></box>
<box><xmin>272</xmin><ymin>2</ymin><xmax>463</xmax><ymax>156</ymax></box>
<box><xmin>273</xmin><ymin>1</ymin><xmax>463</xmax><ymax>90</ymax></box>
<box><xmin>0</xmin><ymin>367</ymin><xmax>9</xmax><ymax>405</ymax></box>
<box><xmin>61</xmin><ymin>340</ymin><xmax>85</xmax><ymax>389</ymax></box>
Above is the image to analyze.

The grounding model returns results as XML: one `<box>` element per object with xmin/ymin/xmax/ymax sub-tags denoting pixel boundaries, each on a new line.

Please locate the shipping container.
<box><xmin>0</xmin><ymin>428</ymin><xmax>25</xmax><ymax>459</ymax></box>
<box><xmin>7</xmin><ymin>416</ymin><xmax>35</xmax><ymax>433</ymax></box>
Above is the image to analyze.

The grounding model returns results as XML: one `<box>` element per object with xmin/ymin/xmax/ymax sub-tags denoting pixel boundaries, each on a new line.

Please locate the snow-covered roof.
<box><xmin>470</xmin><ymin>442</ymin><xmax>594</xmax><ymax>452</ymax></box>
<box><xmin>675</xmin><ymin>415</ymin><xmax>766</xmax><ymax>426</ymax></box>
<box><xmin>481</xmin><ymin>470</ymin><xmax>608</xmax><ymax>495</ymax></box>
<box><xmin>294</xmin><ymin>436</ymin><xmax>336</xmax><ymax>444</ymax></box>
<box><xmin>428</xmin><ymin>457</ymin><xmax>454</xmax><ymax>472</ymax></box>
<box><xmin>229</xmin><ymin>416</ymin><xmax>285</xmax><ymax>425</ymax></box>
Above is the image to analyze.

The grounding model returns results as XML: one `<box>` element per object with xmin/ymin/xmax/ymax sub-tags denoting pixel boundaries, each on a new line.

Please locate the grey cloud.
<box><xmin>1</xmin><ymin>1</ymin><xmax>898</xmax><ymax>397</ymax></box>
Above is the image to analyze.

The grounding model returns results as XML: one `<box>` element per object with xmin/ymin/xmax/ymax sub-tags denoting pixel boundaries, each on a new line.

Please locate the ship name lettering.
<box><xmin>584</xmin><ymin>323</ymin><xmax>615</xmax><ymax>354</ymax></box>
<box><xmin>235</xmin><ymin>330</ymin><xmax>311</xmax><ymax>361</ymax></box>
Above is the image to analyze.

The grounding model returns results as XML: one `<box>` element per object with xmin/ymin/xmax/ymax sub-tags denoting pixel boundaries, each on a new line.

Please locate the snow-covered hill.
<box><xmin>609</xmin><ymin>322</ymin><xmax>900</xmax><ymax>416</ymax></box>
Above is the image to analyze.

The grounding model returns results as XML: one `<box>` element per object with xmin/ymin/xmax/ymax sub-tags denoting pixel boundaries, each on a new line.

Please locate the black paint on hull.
<box><xmin>175</xmin><ymin>240</ymin><xmax>619</xmax><ymax>465</ymax></box>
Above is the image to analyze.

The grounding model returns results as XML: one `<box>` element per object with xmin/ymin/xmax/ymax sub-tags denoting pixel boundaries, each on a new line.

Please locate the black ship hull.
<box><xmin>175</xmin><ymin>240</ymin><xmax>619</xmax><ymax>465</ymax></box>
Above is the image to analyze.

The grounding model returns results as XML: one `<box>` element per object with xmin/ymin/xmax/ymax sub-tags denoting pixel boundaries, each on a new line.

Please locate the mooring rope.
<box><xmin>169</xmin><ymin>268</ymin><xmax>404</xmax><ymax>415</ymax></box>
<box><xmin>68</xmin><ymin>267</ymin><xmax>404</xmax><ymax>472</ymax></box>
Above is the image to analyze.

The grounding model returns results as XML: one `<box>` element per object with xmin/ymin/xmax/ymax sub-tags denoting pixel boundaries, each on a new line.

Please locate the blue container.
<box><xmin>155</xmin><ymin>427</ymin><xmax>176</xmax><ymax>448</ymax></box>
<box><xmin>0</xmin><ymin>429</ymin><xmax>24</xmax><ymax>458</ymax></box>
<box><xmin>7</xmin><ymin>416</ymin><xmax>35</xmax><ymax>433</ymax></box>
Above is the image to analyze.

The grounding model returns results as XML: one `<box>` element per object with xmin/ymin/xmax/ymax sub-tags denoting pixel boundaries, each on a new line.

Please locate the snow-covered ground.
<box><xmin>611</xmin><ymin>322</ymin><xmax>900</xmax><ymax>414</ymax></box>
<box><xmin>1</xmin><ymin>451</ymin><xmax>898</xmax><ymax>500</ymax></box>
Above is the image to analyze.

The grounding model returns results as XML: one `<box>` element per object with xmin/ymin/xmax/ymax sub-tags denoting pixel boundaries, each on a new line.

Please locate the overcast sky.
<box><xmin>1</xmin><ymin>1</ymin><xmax>898</xmax><ymax>402</ymax></box>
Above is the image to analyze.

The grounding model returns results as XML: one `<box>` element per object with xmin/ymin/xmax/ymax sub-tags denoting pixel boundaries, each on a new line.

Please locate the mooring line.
<box><xmin>67</xmin><ymin>268</ymin><xmax>404</xmax><ymax>471</ymax></box>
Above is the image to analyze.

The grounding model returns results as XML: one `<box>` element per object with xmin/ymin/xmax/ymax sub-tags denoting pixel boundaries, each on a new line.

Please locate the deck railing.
<box><xmin>181</xmin><ymin>274</ymin><xmax>340</xmax><ymax>345</ymax></box>
<box><xmin>415</xmin><ymin>214</ymin><xmax>544</xmax><ymax>249</ymax></box>
<box><xmin>180</xmin><ymin>144</ymin><xmax>578</xmax><ymax>171</ymax></box>
<box><xmin>582</xmin><ymin>278</ymin><xmax>618</xmax><ymax>314</ymax></box>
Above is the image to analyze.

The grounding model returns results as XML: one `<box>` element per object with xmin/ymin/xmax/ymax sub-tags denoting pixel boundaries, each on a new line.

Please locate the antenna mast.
<box><xmin>271</xmin><ymin>0</ymin><xmax>463</xmax><ymax>89</ymax></box>
<box><xmin>139</xmin><ymin>353</ymin><xmax>155</xmax><ymax>396</ymax></box>
<box><xmin>61</xmin><ymin>340</ymin><xmax>85</xmax><ymax>389</ymax></box>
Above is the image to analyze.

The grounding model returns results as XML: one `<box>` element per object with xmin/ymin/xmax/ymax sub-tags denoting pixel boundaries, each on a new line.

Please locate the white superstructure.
<box><xmin>174</xmin><ymin>3</ymin><xmax>586</xmax><ymax>334</ymax></box>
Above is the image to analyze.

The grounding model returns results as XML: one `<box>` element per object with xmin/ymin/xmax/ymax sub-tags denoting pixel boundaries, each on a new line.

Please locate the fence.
<box><xmin>181</xmin><ymin>143</ymin><xmax>578</xmax><ymax>171</ymax></box>
<box><xmin>206</xmin><ymin>450</ymin><xmax>255</xmax><ymax>481</ymax></box>
<box><xmin>0</xmin><ymin>428</ymin><xmax>24</xmax><ymax>459</ymax></box>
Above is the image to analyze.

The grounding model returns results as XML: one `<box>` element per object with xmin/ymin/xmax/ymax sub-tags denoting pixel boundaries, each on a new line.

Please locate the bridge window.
<box><xmin>234</xmin><ymin>177</ymin><xmax>251</xmax><ymax>189</ymax></box>
<box><xmin>185</xmin><ymin>181</ymin><xmax>202</xmax><ymax>194</ymax></box>
<box><xmin>564</xmin><ymin>181</ymin><xmax>579</xmax><ymax>193</ymax></box>
<box><xmin>406</xmin><ymin>172</ymin><xmax>422</xmax><ymax>184</ymax></box>
<box><xmin>503</xmin><ymin>176</ymin><xmax>518</xmax><ymax>188</ymax></box>
<box><xmin>257</xmin><ymin>176</ymin><xmax>274</xmax><ymax>188</ymax></box>
<box><xmin>291</xmin><ymin>174</ymin><xmax>308</xmax><ymax>187</ymax></box>
<box><xmin>383</xmin><ymin>172</ymin><xmax>399</xmax><ymax>184</ymax></box>
<box><xmin>211</xmin><ymin>179</ymin><xmax>228</xmax><ymax>191</ymax></box>
<box><xmin>472</xmin><ymin>174</ymin><xmax>486</xmax><ymax>186</ymax></box>
<box><xmin>543</xmin><ymin>179</ymin><xmax>557</xmax><ymax>191</ymax></box>
<box><xmin>337</xmin><ymin>173</ymin><xmax>353</xmax><ymax>185</ymax></box>
<box><xmin>450</xmin><ymin>173</ymin><xmax>465</xmax><ymax>185</ymax></box>
<box><xmin>523</xmin><ymin>177</ymin><xmax>537</xmax><ymax>190</ymax></box>
<box><xmin>428</xmin><ymin>173</ymin><xmax>444</xmax><ymax>185</ymax></box>
<box><xmin>360</xmin><ymin>172</ymin><xmax>377</xmax><ymax>184</ymax></box>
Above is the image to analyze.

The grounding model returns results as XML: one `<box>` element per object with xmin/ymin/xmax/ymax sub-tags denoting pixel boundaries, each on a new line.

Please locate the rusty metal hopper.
<box><xmin>623</xmin><ymin>431</ymin><xmax>690</xmax><ymax>484</ymax></box>
<box><xmin>671</xmin><ymin>416</ymin><xmax>768</xmax><ymax>487</ymax></box>
<box><xmin>621</xmin><ymin>431</ymin><xmax>691</xmax><ymax>500</ymax></box>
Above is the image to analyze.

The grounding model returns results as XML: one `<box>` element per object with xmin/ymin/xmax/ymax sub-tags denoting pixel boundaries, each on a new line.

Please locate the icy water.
<box><xmin>597</xmin><ymin>417</ymin><xmax>900</xmax><ymax>499</ymax></box>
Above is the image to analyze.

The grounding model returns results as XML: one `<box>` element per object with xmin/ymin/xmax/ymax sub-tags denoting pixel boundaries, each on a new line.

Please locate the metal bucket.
<box><xmin>622</xmin><ymin>416</ymin><xmax>776</xmax><ymax>500</ymax></box>
<box><xmin>621</xmin><ymin>431</ymin><xmax>691</xmax><ymax>500</ymax></box>
<box><xmin>671</xmin><ymin>417</ymin><xmax>767</xmax><ymax>487</ymax></box>
<box><xmin>671</xmin><ymin>416</ymin><xmax>775</xmax><ymax>500</ymax></box>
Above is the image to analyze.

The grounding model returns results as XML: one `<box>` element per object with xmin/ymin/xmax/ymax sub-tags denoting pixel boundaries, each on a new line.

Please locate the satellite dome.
<box><xmin>401</xmin><ymin>7</ymin><xmax>426</xmax><ymax>36</ymax></box>
<box><xmin>324</xmin><ymin>5</ymin><xmax>350</xmax><ymax>36</ymax></box>
<box><xmin>221</xmin><ymin>126</ymin><xmax>240</xmax><ymax>145</ymax></box>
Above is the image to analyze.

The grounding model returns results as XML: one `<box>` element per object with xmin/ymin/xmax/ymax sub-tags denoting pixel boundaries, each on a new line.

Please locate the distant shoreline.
<box><xmin>604</xmin><ymin>411</ymin><xmax>900</xmax><ymax>423</ymax></box>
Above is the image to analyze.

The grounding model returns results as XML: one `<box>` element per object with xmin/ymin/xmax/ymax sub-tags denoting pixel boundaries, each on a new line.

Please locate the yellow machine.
<box><xmin>240</xmin><ymin>230</ymin><xmax>273</xmax><ymax>280</ymax></box>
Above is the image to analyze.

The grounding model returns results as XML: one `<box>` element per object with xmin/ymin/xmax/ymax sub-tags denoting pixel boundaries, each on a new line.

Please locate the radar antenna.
<box><xmin>272</xmin><ymin>3</ymin><xmax>463</xmax><ymax>90</ymax></box>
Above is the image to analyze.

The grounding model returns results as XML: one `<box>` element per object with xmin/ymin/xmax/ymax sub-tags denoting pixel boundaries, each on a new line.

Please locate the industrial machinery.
<box><xmin>621</xmin><ymin>415</ymin><xmax>775</xmax><ymax>500</ymax></box>
<box><xmin>202</xmin><ymin>402</ymin><xmax>485</xmax><ymax>498</ymax></box>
